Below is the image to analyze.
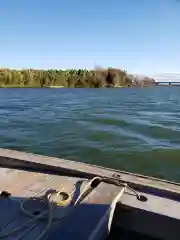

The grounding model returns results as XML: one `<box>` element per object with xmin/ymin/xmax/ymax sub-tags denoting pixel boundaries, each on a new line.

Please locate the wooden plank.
<box><xmin>44</xmin><ymin>182</ymin><xmax>125</xmax><ymax>240</ymax></box>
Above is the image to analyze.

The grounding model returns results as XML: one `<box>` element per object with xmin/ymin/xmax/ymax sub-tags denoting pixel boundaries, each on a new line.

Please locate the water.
<box><xmin>0</xmin><ymin>87</ymin><xmax>180</xmax><ymax>182</ymax></box>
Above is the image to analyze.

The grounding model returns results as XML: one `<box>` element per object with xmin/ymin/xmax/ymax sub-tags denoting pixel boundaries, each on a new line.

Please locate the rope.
<box><xmin>0</xmin><ymin>176</ymin><xmax>139</xmax><ymax>240</ymax></box>
<box><xmin>101</xmin><ymin>177</ymin><xmax>141</xmax><ymax>199</ymax></box>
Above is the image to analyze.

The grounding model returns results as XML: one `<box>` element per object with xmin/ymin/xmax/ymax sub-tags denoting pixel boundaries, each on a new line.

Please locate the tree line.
<box><xmin>0</xmin><ymin>68</ymin><xmax>134</xmax><ymax>88</ymax></box>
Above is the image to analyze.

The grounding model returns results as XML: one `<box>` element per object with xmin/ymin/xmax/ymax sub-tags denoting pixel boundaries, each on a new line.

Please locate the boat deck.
<box><xmin>0</xmin><ymin>168</ymin><xmax>160</xmax><ymax>240</ymax></box>
<box><xmin>0</xmin><ymin>168</ymin><xmax>83</xmax><ymax>239</ymax></box>
<box><xmin>0</xmin><ymin>148</ymin><xmax>180</xmax><ymax>239</ymax></box>
<box><xmin>0</xmin><ymin>167</ymin><xmax>127</xmax><ymax>240</ymax></box>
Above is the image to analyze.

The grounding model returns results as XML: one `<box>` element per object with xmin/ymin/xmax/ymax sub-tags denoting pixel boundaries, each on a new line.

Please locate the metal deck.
<box><xmin>0</xmin><ymin>167</ymin><xmax>125</xmax><ymax>240</ymax></box>
<box><xmin>0</xmin><ymin>168</ymin><xmax>81</xmax><ymax>239</ymax></box>
<box><xmin>0</xmin><ymin>148</ymin><xmax>180</xmax><ymax>240</ymax></box>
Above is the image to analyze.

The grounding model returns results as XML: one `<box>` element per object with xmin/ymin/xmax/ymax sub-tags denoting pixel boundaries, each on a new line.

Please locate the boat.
<box><xmin>0</xmin><ymin>148</ymin><xmax>179</xmax><ymax>240</ymax></box>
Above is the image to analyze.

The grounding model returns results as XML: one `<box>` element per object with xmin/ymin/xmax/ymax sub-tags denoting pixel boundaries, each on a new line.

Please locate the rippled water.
<box><xmin>0</xmin><ymin>87</ymin><xmax>180</xmax><ymax>182</ymax></box>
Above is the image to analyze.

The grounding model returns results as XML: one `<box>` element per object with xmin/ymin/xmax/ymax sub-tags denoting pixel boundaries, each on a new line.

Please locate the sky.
<box><xmin>0</xmin><ymin>0</ymin><xmax>180</xmax><ymax>78</ymax></box>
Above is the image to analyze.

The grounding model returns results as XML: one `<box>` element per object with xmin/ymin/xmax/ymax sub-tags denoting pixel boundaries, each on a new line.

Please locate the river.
<box><xmin>0</xmin><ymin>87</ymin><xmax>180</xmax><ymax>182</ymax></box>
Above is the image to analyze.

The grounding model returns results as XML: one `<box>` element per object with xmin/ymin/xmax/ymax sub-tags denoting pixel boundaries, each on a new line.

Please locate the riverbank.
<box><xmin>0</xmin><ymin>85</ymin><xmax>125</xmax><ymax>88</ymax></box>
<box><xmin>0</xmin><ymin>85</ymin><xmax>65</xmax><ymax>88</ymax></box>
<box><xmin>0</xmin><ymin>67</ymin><xmax>154</xmax><ymax>88</ymax></box>
<box><xmin>0</xmin><ymin>84</ymin><xmax>40</xmax><ymax>88</ymax></box>
<box><xmin>0</xmin><ymin>67</ymin><xmax>157</xmax><ymax>88</ymax></box>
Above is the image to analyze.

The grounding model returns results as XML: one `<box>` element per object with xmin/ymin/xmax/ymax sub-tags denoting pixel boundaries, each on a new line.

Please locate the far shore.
<box><xmin>0</xmin><ymin>85</ymin><xmax>64</xmax><ymax>88</ymax></box>
<box><xmin>0</xmin><ymin>68</ymin><xmax>151</xmax><ymax>88</ymax></box>
<box><xmin>0</xmin><ymin>84</ymin><xmax>177</xmax><ymax>88</ymax></box>
<box><xmin>0</xmin><ymin>68</ymin><xmax>175</xmax><ymax>88</ymax></box>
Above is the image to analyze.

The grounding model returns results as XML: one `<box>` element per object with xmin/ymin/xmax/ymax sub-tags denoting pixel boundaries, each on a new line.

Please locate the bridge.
<box><xmin>152</xmin><ymin>73</ymin><xmax>180</xmax><ymax>86</ymax></box>
<box><xmin>155</xmin><ymin>81</ymin><xmax>180</xmax><ymax>86</ymax></box>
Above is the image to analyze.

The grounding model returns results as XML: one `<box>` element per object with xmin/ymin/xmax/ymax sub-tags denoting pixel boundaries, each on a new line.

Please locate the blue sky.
<box><xmin>0</xmin><ymin>0</ymin><xmax>180</xmax><ymax>77</ymax></box>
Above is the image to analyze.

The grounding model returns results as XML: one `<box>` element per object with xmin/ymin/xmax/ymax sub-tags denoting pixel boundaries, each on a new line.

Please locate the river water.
<box><xmin>0</xmin><ymin>87</ymin><xmax>180</xmax><ymax>182</ymax></box>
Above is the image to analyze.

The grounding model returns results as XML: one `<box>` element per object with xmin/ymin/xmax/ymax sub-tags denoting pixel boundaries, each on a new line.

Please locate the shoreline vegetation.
<box><xmin>0</xmin><ymin>68</ymin><xmax>156</xmax><ymax>88</ymax></box>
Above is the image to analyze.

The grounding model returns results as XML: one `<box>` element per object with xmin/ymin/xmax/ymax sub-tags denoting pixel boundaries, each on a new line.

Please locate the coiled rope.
<box><xmin>0</xmin><ymin>176</ymin><xmax>140</xmax><ymax>240</ymax></box>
